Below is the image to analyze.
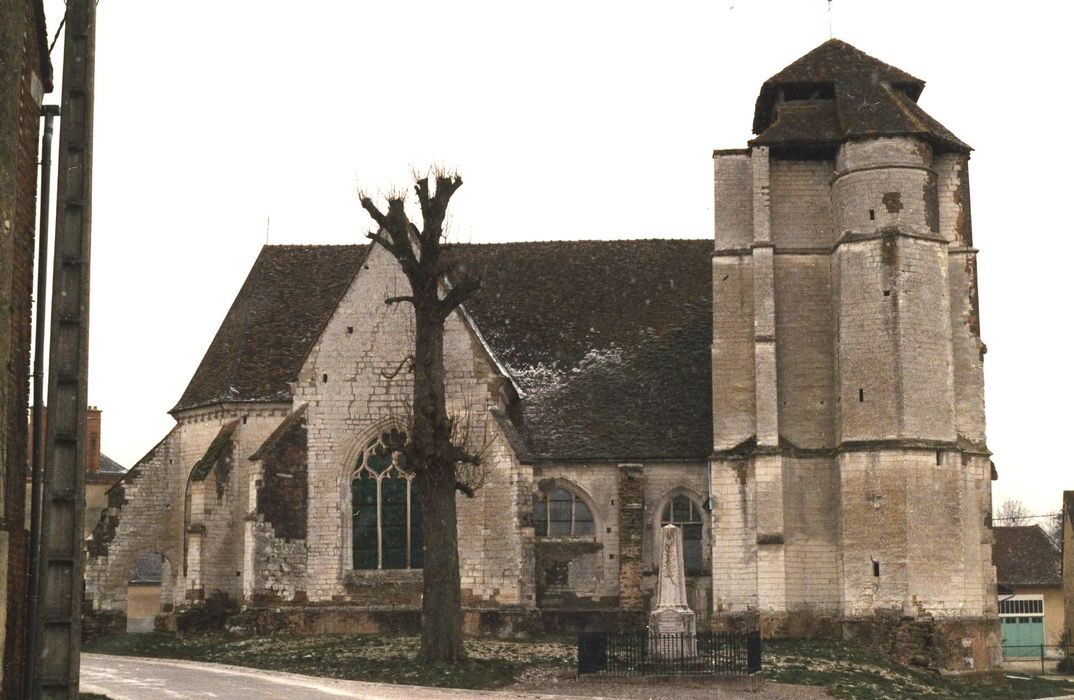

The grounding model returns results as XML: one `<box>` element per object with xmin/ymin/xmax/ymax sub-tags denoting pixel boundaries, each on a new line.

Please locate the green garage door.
<box><xmin>1001</xmin><ymin>615</ymin><xmax>1044</xmax><ymax>658</ymax></box>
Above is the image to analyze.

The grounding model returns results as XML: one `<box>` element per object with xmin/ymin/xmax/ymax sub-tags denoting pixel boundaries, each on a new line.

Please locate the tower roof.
<box><xmin>751</xmin><ymin>39</ymin><xmax>969</xmax><ymax>152</ymax></box>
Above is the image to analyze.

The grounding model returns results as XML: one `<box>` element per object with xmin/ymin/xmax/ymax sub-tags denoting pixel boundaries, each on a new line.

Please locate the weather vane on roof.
<box><xmin>828</xmin><ymin>0</ymin><xmax>833</xmax><ymax>40</ymax></box>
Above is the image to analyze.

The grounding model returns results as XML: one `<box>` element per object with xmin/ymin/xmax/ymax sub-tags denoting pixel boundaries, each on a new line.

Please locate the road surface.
<box><xmin>81</xmin><ymin>653</ymin><xmax>835</xmax><ymax>699</ymax></box>
<box><xmin>81</xmin><ymin>653</ymin><xmax>598</xmax><ymax>700</ymax></box>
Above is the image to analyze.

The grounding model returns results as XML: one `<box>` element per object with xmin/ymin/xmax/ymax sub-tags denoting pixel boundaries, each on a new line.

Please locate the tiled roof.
<box><xmin>179</xmin><ymin>240</ymin><xmax>713</xmax><ymax>460</ymax></box>
<box><xmin>993</xmin><ymin>526</ymin><xmax>1061</xmax><ymax>587</ymax></box>
<box><xmin>99</xmin><ymin>454</ymin><xmax>126</xmax><ymax>474</ymax></box>
<box><xmin>173</xmin><ymin>245</ymin><xmax>371</xmax><ymax>412</ymax></box>
<box><xmin>444</xmin><ymin>240</ymin><xmax>712</xmax><ymax>460</ymax></box>
<box><xmin>751</xmin><ymin>39</ymin><xmax>968</xmax><ymax>152</ymax></box>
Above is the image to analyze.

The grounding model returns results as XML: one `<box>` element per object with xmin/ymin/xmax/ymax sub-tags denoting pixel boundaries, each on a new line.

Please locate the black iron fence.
<box><xmin>1000</xmin><ymin>645</ymin><xmax>1074</xmax><ymax>676</ymax></box>
<box><xmin>578</xmin><ymin>630</ymin><xmax>761</xmax><ymax>676</ymax></box>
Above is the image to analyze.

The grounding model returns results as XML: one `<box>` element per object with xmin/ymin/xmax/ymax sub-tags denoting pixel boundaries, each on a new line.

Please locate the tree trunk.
<box><xmin>360</xmin><ymin>173</ymin><xmax>474</xmax><ymax>663</ymax></box>
<box><xmin>413</xmin><ymin>303</ymin><xmax>465</xmax><ymax>662</ymax></box>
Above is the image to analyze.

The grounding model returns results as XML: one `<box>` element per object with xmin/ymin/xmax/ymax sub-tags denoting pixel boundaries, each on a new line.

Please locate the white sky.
<box><xmin>38</xmin><ymin>1</ymin><xmax>1072</xmax><ymax>519</ymax></box>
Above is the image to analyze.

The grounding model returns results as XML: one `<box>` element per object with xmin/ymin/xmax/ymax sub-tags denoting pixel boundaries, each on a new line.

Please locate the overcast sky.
<box><xmin>38</xmin><ymin>1</ymin><xmax>1071</xmax><ymax>519</ymax></box>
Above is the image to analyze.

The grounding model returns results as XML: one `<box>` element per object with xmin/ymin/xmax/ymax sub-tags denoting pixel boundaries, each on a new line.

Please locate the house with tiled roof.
<box><xmin>85</xmin><ymin>40</ymin><xmax>999</xmax><ymax>668</ymax></box>
<box><xmin>994</xmin><ymin>526</ymin><xmax>1063</xmax><ymax>656</ymax></box>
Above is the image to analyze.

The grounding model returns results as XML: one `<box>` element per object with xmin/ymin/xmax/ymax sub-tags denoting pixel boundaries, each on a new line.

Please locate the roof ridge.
<box><xmin>444</xmin><ymin>238</ymin><xmax>712</xmax><ymax>246</ymax></box>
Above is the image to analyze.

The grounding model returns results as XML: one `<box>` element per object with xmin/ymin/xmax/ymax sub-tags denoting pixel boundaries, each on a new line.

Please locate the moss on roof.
<box><xmin>176</xmin><ymin>239</ymin><xmax>713</xmax><ymax>461</ymax></box>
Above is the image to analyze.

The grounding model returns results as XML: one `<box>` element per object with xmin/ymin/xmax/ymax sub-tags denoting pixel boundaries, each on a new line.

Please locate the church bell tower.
<box><xmin>709</xmin><ymin>40</ymin><xmax>996</xmax><ymax>666</ymax></box>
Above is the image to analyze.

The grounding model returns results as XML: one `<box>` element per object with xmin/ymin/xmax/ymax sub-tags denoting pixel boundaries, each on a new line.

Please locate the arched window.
<box><xmin>661</xmin><ymin>495</ymin><xmax>703</xmax><ymax>573</ymax></box>
<box><xmin>351</xmin><ymin>431</ymin><xmax>422</xmax><ymax>570</ymax></box>
<box><xmin>534</xmin><ymin>487</ymin><xmax>594</xmax><ymax>537</ymax></box>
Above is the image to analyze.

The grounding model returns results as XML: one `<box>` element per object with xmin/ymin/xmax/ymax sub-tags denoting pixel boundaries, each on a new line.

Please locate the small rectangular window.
<box><xmin>872</xmin><ymin>560</ymin><xmax>880</xmax><ymax>577</ymax></box>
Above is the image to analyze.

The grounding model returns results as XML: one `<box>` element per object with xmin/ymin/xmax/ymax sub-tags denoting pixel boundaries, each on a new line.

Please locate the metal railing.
<box><xmin>1000</xmin><ymin>645</ymin><xmax>1074</xmax><ymax>676</ymax></box>
<box><xmin>578</xmin><ymin>630</ymin><xmax>761</xmax><ymax>676</ymax></box>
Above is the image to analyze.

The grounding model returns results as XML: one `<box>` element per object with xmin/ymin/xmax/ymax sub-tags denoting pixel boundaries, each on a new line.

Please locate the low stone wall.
<box><xmin>714</xmin><ymin>609</ymin><xmax>1000</xmax><ymax>671</ymax></box>
<box><xmin>221</xmin><ymin>604</ymin><xmax>648</xmax><ymax>637</ymax></box>
<box><xmin>842</xmin><ymin>612</ymin><xmax>1000</xmax><ymax>672</ymax></box>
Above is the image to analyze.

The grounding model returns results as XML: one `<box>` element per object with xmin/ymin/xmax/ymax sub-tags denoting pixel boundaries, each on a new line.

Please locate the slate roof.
<box><xmin>751</xmin><ymin>39</ymin><xmax>969</xmax><ymax>152</ymax></box>
<box><xmin>99</xmin><ymin>454</ymin><xmax>126</xmax><ymax>474</ymax></box>
<box><xmin>178</xmin><ymin>240</ymin><xmax>713</xmax><ymax>461</ymax></box>
<box><xmin>992</xmin><ymin>526</ymin><xmax>1061</xmax><ymax>587</ymax></box>
<box><xmin>443</xmin><ymin>240</ymin><xmax>713</xmax><ymax>460</ymax></box>
<box><xmin>173</xmin><ymin>245</ymin><xmax>371</xmax><ymax>412</ymax></box>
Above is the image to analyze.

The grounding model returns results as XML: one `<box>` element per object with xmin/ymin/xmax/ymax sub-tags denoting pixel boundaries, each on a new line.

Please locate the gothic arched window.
<box><xmin>661</xmin><ymin>495</ymin><xmax>703</xmax><ymax>574</ymax></box>
<box><xmin>351</xmin><ymin>431</ymin><xmax>422</xmax><ymax>570</ymax></box>
<box><xmin>534</xmin><ymin>487</ymin><xmax>594</xmax><ymax>537</ymax></box>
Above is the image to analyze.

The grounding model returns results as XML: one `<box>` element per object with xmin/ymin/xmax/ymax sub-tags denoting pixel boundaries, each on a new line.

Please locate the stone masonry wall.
<box><xmin>86</xmin><ymin>430</ymin><xmax>181</xmax><ymax>613</ymax></box>
<box><xmin>839</xmin><ymin>449</ymin><xmax>992</xmax><ymax>618</ymax></box>
<box><xmin>532</xmin><ymin>463</ymin><xmax>619</xmax><ymax>608</ymax></box>
<box><xmin>86</xmin><ymin>405</ymin><xmax>287</xmax><ymax>615</ymax></box>
<box><xmin>712</xmin><ymin>135</ymin><xmax>993</xmax><ymax>633</ymax></box>
<box><xmin>769</xmin><ymin>159</ymin><xmax>834</xmax><ymax>249</ymax></box>
<box><xmin>711</xmin><ymin>458</ymin><xmax>757</xmax><ymax>616</ymax></box>
<box><xmin>176</xmin><ymin>408</ymin><xmax>284</xmax><ymax>604</ymax></box>
<box><xmin>781</xmin><ymin>456</ymin><xmax>840</xmax><ymax>611</ymax></box>
<box><xmin>713</xmin><ymin>151</ymin><xmax>752</xmax><ymax>250</ymax></box>
<box><xmin>295</xmin><ymin>244</ymin><xmax>530</xmax><ymax>609</ymax></box>
<box><xmin>937</xmin><ymin>153</ymin><xmax>987</xmax><ymax>446</ymax></box>
<box><xmin>245</xmin><ymin>407</ymin><xmax>309</xmax><ymax>603</ymax></box>
<box><xmin>774</xmin><ymin>256</ymin><xmax>834</xmax><ymax>449</ymax></box>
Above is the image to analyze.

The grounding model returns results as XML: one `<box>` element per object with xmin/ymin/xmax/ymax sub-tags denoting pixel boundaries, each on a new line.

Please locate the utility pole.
<box><xmin>30</xmin><ymin>0</ymin><xmax>94</xmax><ymax>696</ymax></box>
<box><xmin>24</xmin><ymin>101</ymin><xmax>59</xmax><ymax>700</ymax></box>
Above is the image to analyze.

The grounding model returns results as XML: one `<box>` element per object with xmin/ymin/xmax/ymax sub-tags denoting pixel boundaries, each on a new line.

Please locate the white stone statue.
<box><xmin>649</xmin><ymin>524</ymin><xmax>697</xmax><ymax>658</ymax></box>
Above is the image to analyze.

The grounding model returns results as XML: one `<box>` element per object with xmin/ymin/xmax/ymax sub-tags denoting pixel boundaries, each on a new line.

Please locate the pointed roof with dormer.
<box><xmin>751</xmin><ymin>39</ymin><xmax>969</xmax><ymax>152</ymax></box>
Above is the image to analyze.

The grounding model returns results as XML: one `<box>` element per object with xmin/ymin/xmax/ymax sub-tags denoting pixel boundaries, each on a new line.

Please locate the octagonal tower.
<box><xmin>710</xmin><ymin>40</ymin><xmax>996</xmax><ymax>668</ymax></box>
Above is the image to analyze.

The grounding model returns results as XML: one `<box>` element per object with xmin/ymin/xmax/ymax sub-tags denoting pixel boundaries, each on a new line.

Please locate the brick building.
<box><xmin>0</xmin><ymin>0</ymin><xmax>51</xmax><ymax>694</ymax></box>
<box><xmin>27</xmin><ymin>407</ymin><xmax>127</xmax><ymax>538</ymax></box>
<box><xmin>86</xmin><ymin>40</ymin><xmax>998</xmax><ymax>667</ymax></box>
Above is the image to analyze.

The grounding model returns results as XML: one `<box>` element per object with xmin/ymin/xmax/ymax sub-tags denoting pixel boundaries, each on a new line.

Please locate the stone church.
<box><xmin>87</xmin><ymin>40</ymin><xmax>998</xmax><ymax>664</ymax></box>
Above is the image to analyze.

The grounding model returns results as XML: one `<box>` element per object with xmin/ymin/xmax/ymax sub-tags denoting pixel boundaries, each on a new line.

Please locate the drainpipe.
<box><xmin>26</xmin><ymin>103</ymin><xmax>60</xmax><ymax>694</ymax></box>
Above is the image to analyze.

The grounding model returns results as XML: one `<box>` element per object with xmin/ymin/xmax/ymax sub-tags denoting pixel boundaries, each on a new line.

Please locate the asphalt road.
<box><xmin>81</xmin><ymin>653</ymin><xmax>600</xmax><ymax>700</ymax></box>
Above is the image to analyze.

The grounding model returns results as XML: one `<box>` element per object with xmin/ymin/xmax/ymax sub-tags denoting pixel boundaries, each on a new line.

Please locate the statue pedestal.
<box><xmin>649</xmin><ymin>607</ymin><xmax>697</xmax><ymax>658</ymax></box>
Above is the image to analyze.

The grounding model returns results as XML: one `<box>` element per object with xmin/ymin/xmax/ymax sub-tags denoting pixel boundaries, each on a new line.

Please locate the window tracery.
<box><xmin>534</xmin><ymin>486</ymin><xmax>595</xmax><ymax>537</ymax></box>
<box><xmin>661</xmin><ymin>494</ymin><xmax>703</xmax><ymax>573</ymax></box>
<box><xmin>351</xmin><ymin>431</ymin><xmax>422</xmax><ymax>570</ymax></box>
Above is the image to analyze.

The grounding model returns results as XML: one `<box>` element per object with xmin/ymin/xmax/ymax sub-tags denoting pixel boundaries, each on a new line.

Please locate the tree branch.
<box><xmin>380</xmin><ymin>355</ymin><xmax>415</xmax><ymax>380</ymax></box>
<box><xmin>438</xmin><ymin>274</ymin><xmax>481</xmax><ymax>318</ymax></box>
<box><xmin>359</xmin><ymin>195</ymin><xmax>388</xmax><ymax>225</ymax></box>
<box><xmin>385</xmin><ymin>295</ymin><xmax>415</xmax><ymax>306</ymax></box>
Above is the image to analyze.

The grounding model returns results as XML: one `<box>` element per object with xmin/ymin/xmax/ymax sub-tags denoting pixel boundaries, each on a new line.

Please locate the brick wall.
<box><xmin>0</xmin><ymin>0</ymin><xmax>48</xmax><ymax>692</ymax></box>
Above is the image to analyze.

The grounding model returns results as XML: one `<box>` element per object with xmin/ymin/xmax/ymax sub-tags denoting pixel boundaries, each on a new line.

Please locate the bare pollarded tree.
<box><xmin>359</xmin><ymin>171</ymin><xmax>480</xmax><ymax>663</ymax></box>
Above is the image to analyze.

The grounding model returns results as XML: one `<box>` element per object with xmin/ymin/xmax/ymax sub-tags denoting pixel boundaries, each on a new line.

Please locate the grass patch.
<box><xmin>85</xmin><ymin>632</ymin><xmax>575</xmax><ymax>690</ymax></box>
<box><xmin>766</xmin><ymin>639</ymin><xmax>1074</xmax><ymax>699</ymax></box>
